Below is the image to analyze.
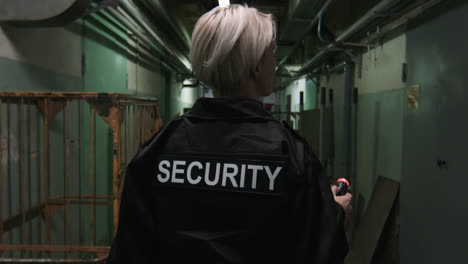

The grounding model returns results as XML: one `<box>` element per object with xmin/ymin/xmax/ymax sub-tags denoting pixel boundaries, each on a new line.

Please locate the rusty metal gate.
<box><xmin>0</xmin><ymin>92</ymin><xmax>162</xmax><ymax>263</ymax></box>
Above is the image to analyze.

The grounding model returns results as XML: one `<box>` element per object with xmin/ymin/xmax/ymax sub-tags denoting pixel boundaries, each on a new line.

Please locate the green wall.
<box><xmin>0</xmin><ymin>56</ymin><xmax>81</xmax><ymax>92</ymax></box>
<box><xmin>312</xmin><ymin>32</ymin><xmax>407</xmax><ymax>221</ymax></box>
<box><xmin>402</xmin><ymin>1</ymin><xmax>468</xmax><ymax>263</ymax></box>
<box><xmin>272</xmin><ymin>77</ymin><xmax>318</xmax><ymax>128</ymax></box>
<box><xmin>160</xmin><ymin>71</ymin><xmax>202</xmax><ymax>123</ymax></box>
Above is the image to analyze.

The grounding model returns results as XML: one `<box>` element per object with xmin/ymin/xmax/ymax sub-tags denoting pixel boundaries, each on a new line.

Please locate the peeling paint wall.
<box><xmin>356</xmin><ymin>34</ymin><xmax>407</xmax><ymax>94</ymax></box>
<box><xmin>354</xmin><ymin>34</ymin><xmax>406</xmax><ymax>213</ymax></box>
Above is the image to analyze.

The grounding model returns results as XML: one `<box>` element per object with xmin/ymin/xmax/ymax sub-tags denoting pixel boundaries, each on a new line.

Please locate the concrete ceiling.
<box><xmin>141</xmin><ymin>0</ymin><xmax>384</xmax><ymax>70</ymax></box>
<box><xmin>162</xmin><ymin>0</ymin><xmax>290</xmax><ymax>39</ymax></box>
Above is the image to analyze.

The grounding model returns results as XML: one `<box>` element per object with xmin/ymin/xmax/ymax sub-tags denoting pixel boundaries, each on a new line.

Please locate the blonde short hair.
<box><xmin>190</xmin><ymin>4</ymin><xmax>276</xmax><ymax>96</ymax></box>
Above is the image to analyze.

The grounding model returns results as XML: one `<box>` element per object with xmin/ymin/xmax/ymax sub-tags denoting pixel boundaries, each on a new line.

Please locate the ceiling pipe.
<box><xmin>112</xmin><ymin>7</ymin><xmax>187</xmax><ymax>73</ymax></box>
<box><xmin>99</xmin><ymin>7</ymin><xmax>186</xmax><ymax>74</ymax></box>
<box><xmin>337</xmin><ymin>0</ymin><xmax>401</xmax><ymax>42</ymax></box>
<box><xmin>118</xmin><ymin>0</ymin><xmax>191</xmax><ymax>74</ymax></box>
<box><xmin>94</xmin><ymin>8</ymin><xmax>181</xmax><ymax>73</ymax></box>
<box><xmin>85</xmin><ymin>1</ymin><xmax>189</xmax><ymax>74</ymax></box>
<box><xmin>300</xmin><ymin>0</ymin><xmax>401</xmax><ymax>73</ymax></box>
<box><xmin>119</xmin><ymin>0</ymin><xmax>173</xmax><ymax>56</ymax></box>
<box><xmin>141</xmin><ymin>0</ymin><xmax>191</xmax><ymax>53</ymax></box>
<box><xmin>276</xmin><ymin>0</ymin><xmax>336</xmax><ymax>69</ymax></box>
<box><xmin>365</xmin><ymin>0</ymin><xmax>442</xmax><ymax>44</ymax></box>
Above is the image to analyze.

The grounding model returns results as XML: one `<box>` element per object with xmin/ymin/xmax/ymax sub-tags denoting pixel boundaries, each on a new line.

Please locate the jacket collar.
<box><xmin>184</xmin><ymin>97</ymin><xmax>274</xmax><ymax>120</ymax></box>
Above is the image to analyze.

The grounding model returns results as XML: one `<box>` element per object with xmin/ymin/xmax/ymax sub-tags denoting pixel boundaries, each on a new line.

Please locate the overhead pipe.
<box><xmin>87</xmin><ymin>15</ymin><xmax>159</xmax><ymax>65</ymax></box>
<box><xmin>97</xmin><ymin>8</ymin><xmax>184</xmax><ymax>73</ymax></box>
<box><xmin>90</xmin><ymin>8</ymin><xmax>165</xmax><ymax>65</ymax></box>
<box><xmin>365</xmin><ymin>0</ymin><xmax>442</xmax><ymax>44</ymax></box>
<box><xmin>121</xmin><ymin>0</ymin><xmax>191</xmax><ymax>70</ymax></box>
<box><xmin>337</xmin><ymin>0</ymin><xmax>401</xmax><ymax>42</ymax></box>
<box><xmin>119</xmin><ymin>0</ymin><xmax>174</xmax><ymax>57</ymax></box>
<box><xmin>87</xmin><ymin>13</ymin><xmax>165</xmax><ymax>71</ymax></box>
<box><xmin>118</xmin><ymin>16</ymin><xmax>188</xmax><ymax>75</ymax></box>
<box><xmin>102</xmin><ymin>7</ymin><xmax>186</xmax><ymax>73</ymax></box>
<box><xmin>328</xmin><ymin>61</ymin><xmax>347</xmax><ymax>73</ymax></box>
<box><xmin>118</xmin><ymin>0</ymin><xmax>191</xmax><ymax>74</ymax></box>
<box><xmin>300</xmin><ymin>0</ymin><xmax>401</xmax><ymax>73</ymax></box>
<box><xmin>277</xmin><ymin>0</ymin><xmax>336</xmax><ymax>69</ymax></box>
<box><xmin>140</xmin><ymin>0</ymin><xmax>191</xmax><ymax>53</ymax></box>
<box><xmin>84</xmin><ymin>1</ymin><xmax>188</xmax><ymax>74</ymax></box>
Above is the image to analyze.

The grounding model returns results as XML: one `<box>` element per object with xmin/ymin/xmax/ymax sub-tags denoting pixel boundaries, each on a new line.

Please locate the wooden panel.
<box><xmin>346</xmin><ymin>176</ymin><xmax>400</xmax><ymax>264</ymax></box>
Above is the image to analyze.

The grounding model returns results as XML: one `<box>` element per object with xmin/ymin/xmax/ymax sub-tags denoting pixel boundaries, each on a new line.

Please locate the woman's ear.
<box><xmin>249</xmin><ymin>64</ymin><xmax>260</xmax><ymax>80</ymax></box>
<box><xmin>253</xmin><ymin>63</ymin><xmax>261</xmax><ymax>80</ymax></box>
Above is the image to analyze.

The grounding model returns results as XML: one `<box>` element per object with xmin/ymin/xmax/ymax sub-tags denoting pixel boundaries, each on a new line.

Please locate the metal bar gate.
<box><xmin>0</xmin><ymin>92</ymin><xmax>162</xmax><ymax>263</ymax></box>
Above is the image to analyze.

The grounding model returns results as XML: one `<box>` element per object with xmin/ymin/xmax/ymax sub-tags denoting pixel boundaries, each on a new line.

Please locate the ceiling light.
<box><xmin>218</xmin><ymin>0</ymin><xmax>230</xmax><ymax>7</ymax></box>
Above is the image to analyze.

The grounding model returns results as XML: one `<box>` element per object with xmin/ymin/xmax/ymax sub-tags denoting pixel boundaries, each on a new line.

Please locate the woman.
<box><xmin>108</xmin><ymin>4</ymin><xmax>351</xmax><ymax>264</ymax></box>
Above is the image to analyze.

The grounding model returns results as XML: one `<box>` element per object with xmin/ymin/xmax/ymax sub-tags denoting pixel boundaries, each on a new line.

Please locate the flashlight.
<box><xmin>336</xmin><ymin>178</ymin><xmax>350</xmax><ymax>196</ymax></box>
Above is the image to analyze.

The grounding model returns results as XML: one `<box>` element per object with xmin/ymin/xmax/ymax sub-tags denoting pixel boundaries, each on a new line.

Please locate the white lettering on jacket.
<box><xmin>155</xmin><ymin>160</ymin><xmax>283</xmax><ymax>192</ymax></box>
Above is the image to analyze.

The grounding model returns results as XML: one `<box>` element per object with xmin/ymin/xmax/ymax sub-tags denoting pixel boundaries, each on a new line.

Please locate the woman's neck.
<box><xmin>218</xmin><ymin>79</ymin><xmax>259</xmax><ymax>99</ymax></box>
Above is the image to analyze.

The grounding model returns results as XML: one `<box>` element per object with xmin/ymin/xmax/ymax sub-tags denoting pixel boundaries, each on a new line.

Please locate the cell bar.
<box><xmin>43</xmin><ymin>98</ymin><xmax>51</xmax><ymax>246</ymax></box>
<box><xmin>77</xmin><ymin>100</ymin><xmax>82</xmax><ymax>249</ymax></box>
<box><xmin>6</xmin><ymin>100</ymin><xmax>12</xmax><ymax>244</ymax></box>
<box><xmin>139</xmin><ymin>106</ymin><xmax>143</xmax><ymax>146</ymax></box>
<box><xmin>53</xmin><ymin>195</ymin><xmax>112</xmax><ymax>200</ymax></box>
<box><xmin>125</xmin><ymin>105</ymin><xmax>130</xmax><ymax>166</ymax></box>
<box><xmin>19</xmin><ymin>99</ymin><xmax>26</xmax><ymax>256</ymax></box>
<box><xmin>0</xmin><ymin>98</ymin><xmax>3</xmax><ymax>247</ymax></box>
<box><xmin>35</xmin><ymin>103</ymin><xmax>41</xmax><ymax>247</ymax></box>
<box><xmin>142</xmin><ymin>106</ymin><xmax>146</xmax><ymax>143</ymax></box>
<box><xmin>65</xmin><ymin>101</ymin><xmax>71</xmax><ymax>258</ymax></box>
<box><xmin>112</xmin><ymin>113</ymin><xmax>121</xmax><ymax>234</ymax></box>
<box><xmin>133</xmin><ymin>105</ymin><xmax>137</xmax><ymax>154</ymax></box>
<box><xmin>27</xmin><ymin>100</ymin><xmax>32</xmax><ymax>256</ymax></box>
<box><xmin>0</xmin><ymin>257</ymin><xmax>107</xmax><ymax>263</ymax></box>
<box><xmin>0</xmin><ymin>245</ymin><xmax>109</xmax><ymax>253</ymax></box>
<box><xmin>89</xmin><ymin>109</ymin><xmax>95</xmax><ymax>246</ymax></box>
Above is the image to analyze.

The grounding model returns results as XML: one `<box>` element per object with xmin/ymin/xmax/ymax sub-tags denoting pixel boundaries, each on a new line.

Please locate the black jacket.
<box><xmin>107</xmin><ymin>98</ymin><xmax>347</xmax><ymax>264</ymax></box>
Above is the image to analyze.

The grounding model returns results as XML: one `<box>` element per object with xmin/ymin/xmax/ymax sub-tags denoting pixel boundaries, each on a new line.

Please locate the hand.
<box><xmin>331</xmin><ymin>185</ymin><xmax>353</xmax><ymax>216</ymax></box>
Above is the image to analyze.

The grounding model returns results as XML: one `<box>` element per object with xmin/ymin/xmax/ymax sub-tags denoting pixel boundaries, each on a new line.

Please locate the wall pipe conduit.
<box><xmin>277</xmin><ymin>0</ymin><xmax>336</xmax><ymax>69</ymax></box>
<box><xmin>300</xmin><ymin>0</ymin><xmax>401</xmax><ymax>73</ymax></box>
